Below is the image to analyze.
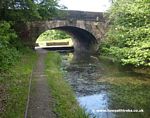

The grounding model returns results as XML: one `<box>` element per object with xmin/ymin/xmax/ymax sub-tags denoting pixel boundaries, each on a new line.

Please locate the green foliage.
<box><xmin>37</xmin><ymin>30</ymin><xmax>71</xmax><ymax>41</ymax></box>
<box><xmin>100</xmin><ymin>0</ymin><xmax>150</xmax><ymax>67</ymax></box>
<box><xmin>0</xmin><ymin>21</ymin><xmax>20</xmax><ymax>72</ymax></box>
<box><xmin>0</xmin><ymin>21</ymin><xmax>17</xmax><ymax>45</ymax></box>
<box><xmin>37</xmin><ymin>0</ymin><xmax>59</xmax><ymax>20</ymax></box>
<box><xmin>0</xmin><ymin>0</ymin><xmax>64</xmax><ymax>21</ymax></box>
<box><xmin>0</xmin><ymin>0</ymin><xmax>40</xmax><ymax>21</ymax></box>
<box><xmin>45</xmin><ymin>52</ymin><xmax>89</xmax><ymax>118</ymax></box>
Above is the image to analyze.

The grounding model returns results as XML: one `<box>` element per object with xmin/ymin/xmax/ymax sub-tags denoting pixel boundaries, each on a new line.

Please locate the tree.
<box><xmin>37</xmin><ymin>0</ymin><xmax>59</xmax><ymax>19</ymax></box>
<box><xmin>0</xmin><ymin>0</ymin><xmax>63</xmax><ymax>21</ymax></box>
<box><xmin>100</xmin><ymin>0</ymin><xmax>150</xmax><ymax>67</ymax></box>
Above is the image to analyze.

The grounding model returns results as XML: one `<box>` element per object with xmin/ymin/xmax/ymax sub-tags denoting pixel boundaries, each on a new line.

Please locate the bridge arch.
<box><xmin>51</xmin><ymin>26</ymin><xmax>98</xmax><ymax>53</ymax></box>
<box><xmin>17</xmin><ymin>18</ymin><xmax>107</xmax><ymax>53</ymax></box>
<box><xmin>25</xmin><ymin>20</ymin><xmax>106</xmax><ymax>52</ymax></box>
<box><xmin>35</xmin><ymin>26</ymin><xmax>98</xmax><ymax>53</ymax></box>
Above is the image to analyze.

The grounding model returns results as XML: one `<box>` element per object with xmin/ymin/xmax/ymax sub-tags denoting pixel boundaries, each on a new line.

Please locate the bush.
<box><xmin>100</xmin><ymin>0</ymin><xmax>150</xmax><ymax>67</ymax></box>
<box><xmin>0</xmin><ymin>21</ymin><xmax>20</xmax><ymax>72</ymax></box>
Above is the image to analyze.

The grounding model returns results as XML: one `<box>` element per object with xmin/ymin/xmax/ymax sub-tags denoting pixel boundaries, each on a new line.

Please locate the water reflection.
<box><xmin>61</xmin><ymin>52</ymin><xmax>150</xmax><ymax>118</ymax></box>
<box><xmin>78</xmin><ymin>93</ymin><xmax>108</xmax><ymax>111</ymax></box>
<box><xmin>78</xmin><ymin>93</ymin><xmax>115</xmax><ymax>118</ymax></box>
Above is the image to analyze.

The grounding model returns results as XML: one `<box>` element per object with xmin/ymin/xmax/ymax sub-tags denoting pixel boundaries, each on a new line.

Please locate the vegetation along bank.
<box><xmin>99</xmin><ymin>0</ymin><xmax>150</xmax><ymax>68</ymax></box>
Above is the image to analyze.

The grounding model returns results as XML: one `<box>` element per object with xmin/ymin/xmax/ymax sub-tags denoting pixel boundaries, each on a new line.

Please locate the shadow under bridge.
<box><xmin>52</xmin><ymin>26</ymin><xmax>98</xmax><ymax>53</ymax></box>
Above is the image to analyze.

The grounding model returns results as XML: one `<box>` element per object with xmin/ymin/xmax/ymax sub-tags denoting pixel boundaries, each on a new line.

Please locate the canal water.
<box><xmin>61</xmin><ymin>53</ymin><xmax>150</xmax><ymax>118</ymax></box>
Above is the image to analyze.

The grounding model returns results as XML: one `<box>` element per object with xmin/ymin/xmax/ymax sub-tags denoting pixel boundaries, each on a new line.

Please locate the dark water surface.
<box><xmin>61</xmin><ymin>53</ymin><xmax>150</xmax><ymax>118</ymax></box>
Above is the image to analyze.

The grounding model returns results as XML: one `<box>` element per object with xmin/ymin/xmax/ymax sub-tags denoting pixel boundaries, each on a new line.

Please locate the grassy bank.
<box><xmin>45</xmin><ymin>52</ymin><xmax>89</xmax><ymax>118</ymax></box>
<box><xmin>0</xmin><ymin>49</ymin><xmax>37</xmax><ymax>118</ymax></box>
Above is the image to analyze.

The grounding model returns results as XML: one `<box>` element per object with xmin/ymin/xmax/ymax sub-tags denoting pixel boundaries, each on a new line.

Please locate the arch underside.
<box><xmin>52</xmin><ymin>26</ymin><xmax>98</xmax><ymax>53</ymax></box>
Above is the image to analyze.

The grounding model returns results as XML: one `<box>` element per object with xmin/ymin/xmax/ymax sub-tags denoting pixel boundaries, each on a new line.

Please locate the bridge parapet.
<box><xmin>51</xmin><ymin>10</ymin><xmax>106</xmax><ymax>22</ymax></box>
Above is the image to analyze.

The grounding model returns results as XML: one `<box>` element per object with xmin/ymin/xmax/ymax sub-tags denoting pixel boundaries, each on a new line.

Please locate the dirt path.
<box><xmin>27</xmin><ymin>49</ymin><xmax>55</xmax><ymax>118</ymax></box>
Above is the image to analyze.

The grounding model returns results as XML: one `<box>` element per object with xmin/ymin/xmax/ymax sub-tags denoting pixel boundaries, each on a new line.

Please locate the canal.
<box><xmin>61</xmin><ymin>52</ymin><xmax>150</xmax><ymax>118</ymax></box>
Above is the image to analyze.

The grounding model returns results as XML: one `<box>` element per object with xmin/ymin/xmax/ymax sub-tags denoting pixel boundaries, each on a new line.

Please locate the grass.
<box><xmin>45</xmin><ymin>52</ymin><xmax>89</xmax><ymax>118</ymax></box>
<box><xmin>0</xmin><ymin>49</ymin><xmax>37</xmax><ymax>118</ymax></box>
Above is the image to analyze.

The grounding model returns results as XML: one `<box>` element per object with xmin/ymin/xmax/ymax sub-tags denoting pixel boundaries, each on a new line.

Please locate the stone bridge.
<box><xmin>17</xmin><ymin>10</ymin><xmax>108</xmax><ymax>53</ymax></box>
